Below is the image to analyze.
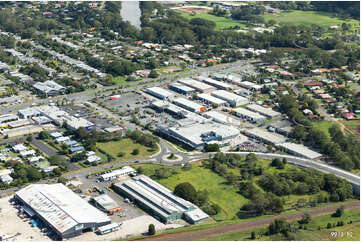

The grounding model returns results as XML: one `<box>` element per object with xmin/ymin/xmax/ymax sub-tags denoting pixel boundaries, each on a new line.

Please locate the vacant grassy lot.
<box><xmin>112</xmin><ymin>76</ymin><xmax>127</xmax><ymax>85</ymax></box>
<box><xmin>202</xmin><ymin>208</ymin><xmax>360</xmax><ymax>241</ymax></box>
<box><xmin>264</xmin><ymin>11</ymin><xmax>360</xmax><ymax>29</ymax></box>
<box><xmin>132</xmin><ymin>161</ymin><xmax>344</xmax><ymax>221</ymax></box>
<box><xmin>96</xmin><ymin>138</ymin><xmax>157</xmax><ymax>161</ymax></box>
<box><xmin>175</xmin><ymin>10</ymin><xmax>246</xmax><ymax>30</ymax></box>
<box><xmin>157</xmin><ymin>165</ymin><xmax>248</xmax><ymax>221</ymax></box>
<box><xmin>341</xmin><ymin>120</ymin><xmax>360</xmax><ymax>137</ymax></box>
<box><xmin>312</xmin><ymin>120</ymin><xmax>334</xmax><ymax>138</ymax></box>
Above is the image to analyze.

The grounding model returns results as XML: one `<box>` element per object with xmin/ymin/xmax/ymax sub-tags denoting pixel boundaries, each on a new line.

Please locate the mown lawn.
<box><xmin>96</xmin><ymin>138</ymin><xmax>157</xmax><ymax>162</ymax></box>
<box><xmin>201</xmin><ymin>208</ymin><xmax>360</xmax><ymax>241</ymax></box>
<box><xmin>175</xmin><ymin>10</ymin><xmax>246</xmax><ymax>30</ymax></box>
<box><xmin>264</xmin><ymin>10</ymin><xmax>360</xmax><ymax>29</ymax></box>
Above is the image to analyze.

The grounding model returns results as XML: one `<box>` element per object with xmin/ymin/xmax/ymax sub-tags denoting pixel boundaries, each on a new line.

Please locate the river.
<box><xmin>120</xmin><ymin>1</ymin><xmax>141</xmax><ymax>30</ymax></box>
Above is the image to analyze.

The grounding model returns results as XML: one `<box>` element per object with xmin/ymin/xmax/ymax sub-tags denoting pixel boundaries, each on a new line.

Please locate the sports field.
<box><xmin>175</xmin><ymin>10</ymin><xmax>246</xmax><ymax>30</ymax></box>
<box><xmin>264</xmin><ymin>11</ymin><xmax>360</xmax><ymax>30</ymax></box>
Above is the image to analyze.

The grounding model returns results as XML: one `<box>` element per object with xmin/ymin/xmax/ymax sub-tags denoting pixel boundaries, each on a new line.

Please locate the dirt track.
<box><xmin>135</xmin><ymin>201</ymin><xmax>360</xmax><ymax>241</ymax></box>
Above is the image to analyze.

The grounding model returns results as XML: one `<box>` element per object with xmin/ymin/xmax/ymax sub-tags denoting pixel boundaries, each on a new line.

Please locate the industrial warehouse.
<box><xmin>145</xmin><ymin>87</ymin><xmax>175</xmax><ymax>100</ymax></box>
<box><xmin>203</xmin><ymin>110</ymin><xmax>239</xmax><ymax>125</ymax></box>
<box><xmin>169</xmin><ymin>83</ymin><xmax>196</xmax><ymax>95</ymax></box>
<box><xmin>211</xmin><ymin>90</ymin><xmax>248</xmax><ymax>107</ymax></box>
<box><xmin>173</xmin><ymin>97</ymin><xmax>206</xmax><ymax>113</ymax></box>
<box><xmin>243</xmin><ymin>127</ymin><xmax>287</xmax><ymax>145</ymax></box>
<box><xmin>177</xmin><ymin>78</ymin><xmax>216</xmax><ymax>93</ymax></box>
<box><xmin>246</xmin><ymin>104</ymin><xmax>282</xmax><ymax>119</ymax></box>
<box><xmin>14</xmin><ymin>183</ymin><xmax>111</xmax><ymax>240</ymax></box>
<box><xmin>278</xmin><ymin>142</ymin><xmax>323</xmax><ymax>160</ymax></box>
<box><xmin>196</xmin><ymin>76</ymin><xmax>233</xmax><ymax>90</ymax></box>
<box><xmin>114</xmin><ymin>175</ymin><xmax>209</xmax><ymax>224</ymax></box>
<box><xmin>197</xmin><ymin>93</ymin><xmax>228</xmax><ymax>107</ymax></box>
<box><xmin>232</xmin><ymin>107</ymin><xmax>267</xmax><ymax>123</ymax></box>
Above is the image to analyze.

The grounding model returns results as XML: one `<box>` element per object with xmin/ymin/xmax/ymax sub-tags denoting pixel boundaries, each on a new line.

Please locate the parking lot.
<box><xmin>0</xmin><ymin>196</ymin><xmax>50</xmax><ymax>241</ymax></box>
<box><xmin>68</xmin><ymin>174</ymin><xmax>145</xmax><ymax>222</ymax></box>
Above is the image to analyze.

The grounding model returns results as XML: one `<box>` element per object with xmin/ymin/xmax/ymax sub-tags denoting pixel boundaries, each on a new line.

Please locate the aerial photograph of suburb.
<box><xmin>0</xmin><ymin>1</ymin><xmax>359</xmax><ymax>241</ymax></box>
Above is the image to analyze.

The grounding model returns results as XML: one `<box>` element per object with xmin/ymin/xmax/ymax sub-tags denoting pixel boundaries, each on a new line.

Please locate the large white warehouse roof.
<box><xmin>15</xmin><ymin>184</ymin><xmax>110</xmax><ymax>233</ymax></box>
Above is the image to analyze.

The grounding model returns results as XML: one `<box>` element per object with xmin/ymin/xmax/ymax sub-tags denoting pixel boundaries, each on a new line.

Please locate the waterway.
<box><xmin>120</xmin><ymin>1</ymin><xmax>141</xmax><ymax>30</ymax></box>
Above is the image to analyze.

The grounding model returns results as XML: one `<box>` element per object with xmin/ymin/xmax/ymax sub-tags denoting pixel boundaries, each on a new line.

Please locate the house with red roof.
<box><xmin>342</xmin><ymin>112</ymin><xmax>357</xmax><ymax>120</ymax></box>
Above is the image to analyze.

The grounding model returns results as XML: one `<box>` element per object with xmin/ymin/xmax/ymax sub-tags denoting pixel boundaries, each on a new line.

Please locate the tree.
<box><xmin>38</xmin><ymin>130</ymin><xmax>50</xmax><ymax>140</ymax></box>
<box><xmin>174</xmin><ymin>182</ymin><xmax>197</xmax><ymax>203</ymax></box>
<box><xmin>149</xmin><ymin>69</ymin><xmax>159</xmax><ymax>78</ymax></box>
<box><xmin>26</xmin><ymin>167</ymin><xmax>42</xmax><ymax>181</ymax></box>
<box><xmin>26</xmin><ymin>135</ymin><xmax>33</xmax><ymax>142</ymax></box>
<box><xmin>271</xmin><ymin>158</ymin><xmax>285</xmax><ymax>169</ymax></box>
<box><xmin>204</xmin><ymin>143</ymin><xmax>220</xmax><ymax>152</ymax></box>
<box><xmin>298</xmin><ymin>213</ymin><xmax>312</xmax><ymax>224</ymax></box>
<box><xmin>251</xmin><ymin>231</ymin><xmax>256</xmax><ymax>240</ymax></box>
<box><xmin>117</xmin><ymin>152</ymin><xmax>125</xmax><ymax>157</ymax></box>
<box><xmin>132</xmin><ymin>148</ymin><xmax>139</xmax><ymax>155</ymax></box>
<box><xmin>148</xmin><ymin>224</ymin><xmax>156</xmax><ymax>235</ymax></box>
<box><xmin>332</xmin><ymin>206</ymin><xmax>344</xmax><ymax>217</ymax></box>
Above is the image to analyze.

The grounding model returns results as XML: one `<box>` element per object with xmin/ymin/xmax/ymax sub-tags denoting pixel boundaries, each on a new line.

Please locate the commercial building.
<box><xmin>38</xmin><ymin>105</ymin><xmax>94</xmax><ymax>130</ymax></box>
<box><xmin>7</xmin><ymin>119</ymin><xmax>32</xmax><ymax>129</ymax></box>
<box><xmin>18</xmin><ymin>108</ymin><xmax>41</xmax><ymax>119</ymax></box>
<box><xmin>278</xmin><ymin>142</ymin><xmax>323</xmax><ymax>160</ymax></box>
<box><xmin>234</xmin><ymin>88</ymin><xmax>253</xmax><ymax>97</ymax></box>
<box><xmin>158</xmin><ymin>122</ymin><xmax>239</xmax><ymax>150</ymax></box>
<box><xmin>0</xmin><ymin>174</ymin><xmax>13</xmax><ymax>184</ymax></box>
<box><xmin>243</xmin><ymin>127</ymin><xmax>287</xmax><ymax>145</ymax></box>
<box><xmin>196</xmin><ymin>76</ymin><xmax>233</xmax><ymax>90</ymax></box>
<box><xmin>239</xmin><ymin>81</ymin><xmax>263</xmax><ymax>91</ymax></box>
<box><xmin>169</xmin><ymin>83</ymin><xmax>196</xmax><ymax>95</ymax></box>
<box><xmin>203</xmin><ymin>111</ymin><xmax>239</xmax><ymax>125</ymax></box>
<box><xmin>33</xmin><ymin>81</ymin><xmax>66</xmax><ymax>96</ymax></box>
<box><xmin>232</xmin><ymin>107</ymin><xmax>266</xmax><ymax>123</ymax></box>
<box><xmin>113</xmin><ymin>175</ymin><xmax>209</xmax><ymax>224</ymax></box>
<box><xmin>90</xmin><ymin>194</ymin><xmax>123</xmax><ymax>215</ymax></box>
<box><xmin>100</xmin><ymin>166</ymin><xmax>136</xmax><ymax>181</ymax></box>
<box><xmin>145</xmin><ymin>87</ymin><xmax>175</xmax><ymax>100</ymax></box>
<box><xmin>178</xmin><ymin>78</ymin><xmax>216</xmax><ymax>93</ymax></box>
<box><xmin>173</xmin><ymin>97</ymin><xmax>206</xmax><ymax>113</ymax></box>
<box><xmin>97</xmin><ymin>223</ymin><xmax>121</xmax><ymax>235</ymax></box>
<box><xmin>14</xmin><ymin>183</ymin><xmax>111</xmax><ymax>239</ymax></box>
<box><xmin>211</xmin><ymin>90</ymin><xmax>248</xmax><ymax>107</ymax></box>
<box><xmin>246</xmin><ymin>104</ymin><xmax>281</xmax><ymax>119</ymax></box>
<box><xmin>0</xmin><ymin>114</ymin><xmax>18</xmax><ymax>124</ymax></box>
<box><xmin>268</xmin><ymin>120</ymin><xmax>293</xmax><ymax>136</ymax></box>
<box><xmin>197</xmin><ymin>93</ymin><xmax>227</xmax><ymax>107</ymax></box>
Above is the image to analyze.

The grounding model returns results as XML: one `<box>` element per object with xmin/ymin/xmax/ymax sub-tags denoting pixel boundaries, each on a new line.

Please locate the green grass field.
<box><xmin>156</xmin><ymin>165</ymin><xmax>248</xmax><ymax>220</ymax></box>
<box><xmin>312</xmin><ymin>120</ymin><xmax>334</xmax><ymax>138</ymax></box>
<box><xmin>175</xmin><ymin>10</ymin><xmax>246</xmax><ymax>30</ymax></box>
<box><xmin>96</xmin><ymin>138</ymin><xmax>158</xmax><ymax>162</ymax></box>
<box><xmin>264</xmin><ymin>10</ymin><xmax>360</xmax><ymax>30</ymax></box>
<box><xmin>201</xmin><ymin>208</ymin><xmax>360</xmax><ymax>241</ymax></box>
<box><xmin>112</xmin><ymin>76</ymin><xmax>128</xmax><ymax>85</ymax></box>
<box><xmin>131</xmin><ymin>162</ymin><xmax>346</xmax><ymax>221</ymax></box>
<box><xmin>341</xmin><ymin>120</ymin><xmax>360</xmax><ymax>136</ymax></box>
